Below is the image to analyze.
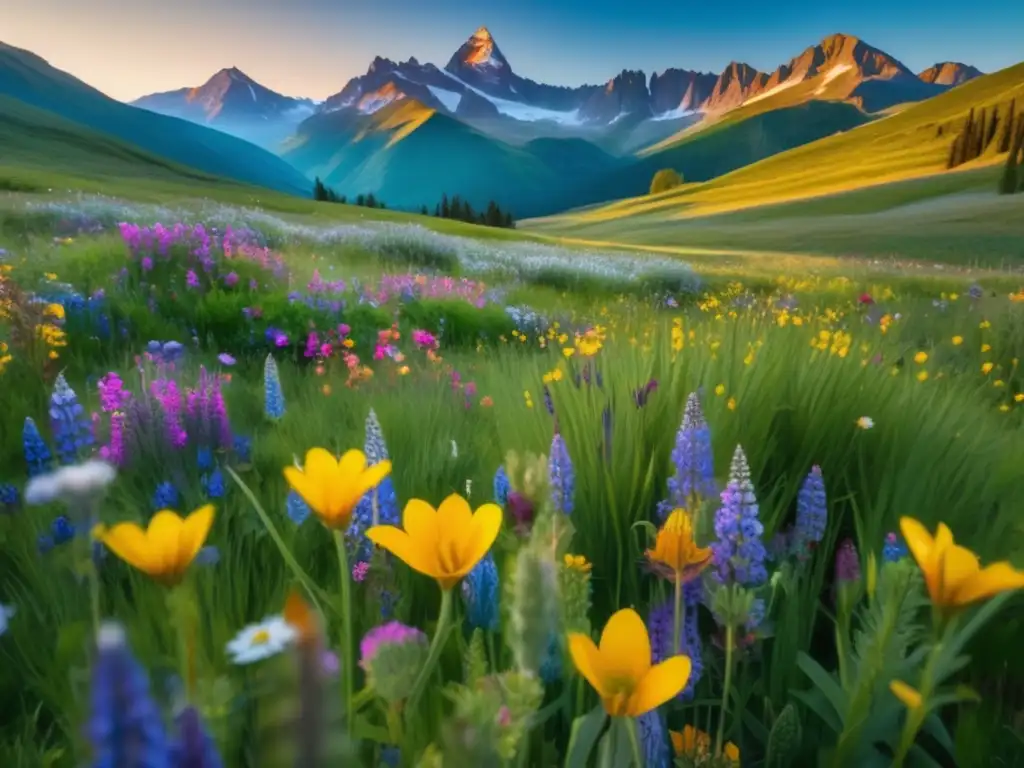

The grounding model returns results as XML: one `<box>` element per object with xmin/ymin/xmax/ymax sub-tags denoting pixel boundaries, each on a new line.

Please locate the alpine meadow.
<box><xmin>2</xmin><ymin>6</ymin><xmax>1024</xmax><ymax>768</ymax></box>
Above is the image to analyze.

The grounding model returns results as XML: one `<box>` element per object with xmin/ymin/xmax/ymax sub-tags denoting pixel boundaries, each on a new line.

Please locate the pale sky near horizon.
<box><xmin>6</xmin><ymin>0</ymin><xmax>1023</xmax><ymax>102</ymax></box>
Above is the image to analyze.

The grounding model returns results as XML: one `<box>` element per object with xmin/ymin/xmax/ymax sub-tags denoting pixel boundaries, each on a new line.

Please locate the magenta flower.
<box><xmin>217</xmin><ymin>353</ymin><xmax>236</xmax><ymax>366</ymax></box>
<box><xmin>412</xmin><ymin>329</ymin><xmax>437</xmax><ymax>349</ymax></box>
<box><xmin>359</xmin><ymin>622</ymin><xmax>426</xmax><ymax>670</ymax></box>
<box><xmin>186</xmin><ymin>270</ymin><xmax>200</xmax><ymax>289</ymax></box>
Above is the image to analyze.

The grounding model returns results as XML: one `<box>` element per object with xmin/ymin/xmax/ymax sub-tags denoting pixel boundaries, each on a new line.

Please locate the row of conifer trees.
<box><xmin>940</xmin><ymin>99</ymin><xmax>1024</xmax><ymax>195</ymax></box>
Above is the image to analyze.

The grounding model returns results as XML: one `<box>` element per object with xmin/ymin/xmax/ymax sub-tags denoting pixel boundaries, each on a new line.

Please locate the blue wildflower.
<box><xmin>0</xmin><ymin>483</ymin><xmax>18</xmax><ymax>510</ymax></box>
<box><xmin>169</xmin><ymin>706</ymin><xmax>223</xmax><ymax>768</ymax></box>
<box><xmin>882</xmin><ymin>532</ymin><xmax>909</xmax><ymax>563</ymax></box>
<box><xmin>87</xmin><ymin>622</ymin><xmax>170</xmax><ymax>768</ymax></box>
<box><xmin>658</xmin><ymin>392</ymin><xmax>716</xmax><ymax>519</ymax></box>
<box><xmin>152</xmin><ymin>482</ymin><xmax>180</xmax><ymax>511</ymax></box>
<box><xmin>286</xmin><ymin>490</ymin><xmax>311</xmax><ymax>525</ymax></box>
<box><xmin>348</xmin><ymin>410</ymin><xmax>399</xmax><ymax>558</ymax></box>
<box><xmin>49</xmin><ymin>373</ymin><xmax>95</xmax><ymax>465</ymax></box>
<box><xmin>52</xmin><ymin>515</ymin><xmax>76</xmax><ymax>545</ymax></box>
<box><xmin>493</xmin><ymin>465</ymin><xmax>510</xmax><ymax>506</ymax></box>
<box><xmin>636</xmin><ymin>710</ymin><xmax>671</xmax><ymax>768</ymax></box>
<box><xmin>647</xmin><ymin>583</ymin><xmax>703</xmax><ymax>700</ymax></box>
<box><xmin>196</xmin><ymin>447</ymin><xmax>213</xmax><ymax>471</ymax></box>
<box><xmin>539</xmin><ymin>633</ymin><xmax>562</xmax><ymax>684</ymax></box>
<box><xmin>202</xmin><ymin>468</ymin><xmax>225</xmax><ymax>499</ymax></box>
<box><xmin>548</xmin><ymin>433</ymin><xmax>575</xmax><ymax>515</ymax></box>
<box><xmin>380</xmin><ymin>746</ymin><xmax>401</xmax><ymax>767</ymax></box>
<box><xmin>461</xmin><ymin>552</ymin><xmax>499</xmax><ymax>631</ymax></box>
<box><xmin>232</xmin><ymin>435</ymin><xmax>252</xmax><ymax>464</ymax></box>
<box><xmin>794</xmin><ymin>465</ymin><xmax>827</xmax><ymax>556</ymax></box>
<box><xmin>23</xmin><ymin>417</ymin><xmax>53</xmax><ymax>477</ymax></box>
<box><xmin>710</xmin><ymin>446</ymin><xmax>767</xmax><ymax>589</ymax></box>
<box><xmin>37</xmin><ymin>534</ymin><xmax>55</xmax><ymax>554</ymax></box>
<box><xmin>263</xmin><ymin>354</ymin><xmax>285</xmax><ymax>420</ymax></box>
<box><xmin>195</xmin><ymin>546</ymin><xmax>220</xmax><ymax>567</ymax></box>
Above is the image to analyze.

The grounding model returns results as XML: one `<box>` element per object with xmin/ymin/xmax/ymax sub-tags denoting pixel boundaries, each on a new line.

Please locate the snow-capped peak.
<box><xmin>472</xmin><ymin>26</ymin><xmax>493</xmax><ymax>41</ymax></box>
<box><xmin>460</xmin><ymin>26</ymin><xmax>506</xmax><ymax>69</ymax></box>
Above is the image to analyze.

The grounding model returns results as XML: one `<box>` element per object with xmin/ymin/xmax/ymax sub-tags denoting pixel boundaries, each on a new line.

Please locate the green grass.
<box><xmin>2</xmin><ymin>204</ymin><xmax>1024</xmax><ymax>765</ymax></box>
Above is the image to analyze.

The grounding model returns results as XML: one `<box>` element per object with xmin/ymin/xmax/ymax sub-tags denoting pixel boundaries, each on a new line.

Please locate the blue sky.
<box><xmin>6</xmin><ymin>0</ymin><xmax>1023</xmax><ymax>101</ymax></box>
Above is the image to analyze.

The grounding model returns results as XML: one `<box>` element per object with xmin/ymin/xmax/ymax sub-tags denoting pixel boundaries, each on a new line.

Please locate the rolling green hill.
<box><xmin>282</xmin><ymin>99</ymin><xmax>623</xmax><ymax>217</ymax></box>
<box><xmin>529</xmin><ymin>63</ymin><xmax>1024</xmax><ymax>230</ymax></box>
<box><xmin>0</xmin><ymin>42</ymin><xmax>312</xmax><ymax>196</ymax></box>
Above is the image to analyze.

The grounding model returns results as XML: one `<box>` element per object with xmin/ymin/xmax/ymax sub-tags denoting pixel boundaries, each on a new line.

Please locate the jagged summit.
<box><xmin>918</xmin><ymin>61</ymin><xmax>984</xmax><ymax>86</ymax></box>
<box><xmin>472</xmin><ymin>26</ymin><xmax>493</xmax><ymax>41</ymax></box>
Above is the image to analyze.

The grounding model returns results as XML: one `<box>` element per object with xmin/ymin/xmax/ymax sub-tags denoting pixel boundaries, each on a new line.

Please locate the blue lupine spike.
<box><xmin>49</xmin><ymin>373</ymin><xmax>95</xmax><ymax>465</ymax></box>
<box><xmin>658</xmin><ymin>391</ymin><xmax>716</xmax><ymax>519</ymax></box>
<box><xmin>637</xmin><ymin>710</ymin><xmax>671</xmax><ymax>768</ymax></box>
<box><xmin>794</xmin><ymin>465</ymin><xmax>827</xmax><ymax>557</ymax></box>
<box><xmin>492</xmin><ymin>466</ymin><xmax>510</xmax><ymax>506</ymax></box>
<box><xmin>23</xmin><ymin>417</ymin><xmax>53</xmax><ymax>477</ymax></box>
<box><xmin>286</xmin><ymin>490</ymin><xmax>311</xmax><ymax>525</ymax></box>
<box><xmin>710</xmin><ymin>446</ymin><xmax>767</xmax><ymax>591</ymax></box>
<box><xmin>152</xmin><ymin>482</ymin><xmax>180</xmax><ymax>512</ymax></box>
<box><xmin>87</xmin><ymin>622</ymin><xmax>170</xmax><ymax>768</ymax></box>
<box><xmin>169</xmin><ymin>706</ymin><xmax>223</xmax><ymax>768</ymax></box>
<box><xmin>461</xmin><ymin>552</ymin><xmax>499</xmax><ymax>631</ymax></box>
<box><xmin>202</xmin><ymin>468</ymin><xmax>225</xmax><ymax>500</ymax></box>
<box><xmin>263</xmin><ymin>355</ymin><xmax>285</xmax><ymax>421</ymax></box>
<box><xmin>548</xmin><ymin>433</ymin><xmax>575</xmax><ymax>515</ymax></box>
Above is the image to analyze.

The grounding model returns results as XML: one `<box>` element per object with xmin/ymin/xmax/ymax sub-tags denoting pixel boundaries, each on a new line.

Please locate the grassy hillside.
<box><xmin>525</xmin><ymin>63</ymin><xmax>1024</xmax><ymax>264</ymax></box>
<box><xmin>283</xmin><ymin>100</ymin><xmax>623</xmax><ymax>217</ymax></box>
<box><xmin>0</xmin><ymin>42</ymin><xmax>311</xmax><ymax>196</ymax></box>
<box><xmin>587</xmin><ymin>101</ymin><xmax>872</xmax><ymax>200</ymax></box>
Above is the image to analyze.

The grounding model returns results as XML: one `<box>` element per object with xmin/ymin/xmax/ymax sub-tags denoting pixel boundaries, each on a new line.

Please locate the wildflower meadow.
<box><xmin>1</xmin><ymin>195</ymin><xmax>1023</xmax><ymax>767</ymax></box>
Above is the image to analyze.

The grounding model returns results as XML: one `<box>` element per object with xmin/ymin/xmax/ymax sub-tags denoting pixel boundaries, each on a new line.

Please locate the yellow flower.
<box><xmin>92</xmin><ymin>505</ymin><xmax>215</xmax><ymax>586</ymax></box>
<box><xmin>568</xmin><ymin>608</ymin><xmax>691</xmax><ymax>717</ymax></box>
<box><xmin>670</xmin><ymin>725</ymin><xmax>740</xmax><ymax>764</ymax></box>
<box><xmin>366</xmin><ymin>494</ymin><xmax>501</xmax><ymax>590</ymax></box>
<box><xmin>564</xmin><ymin>554</ymin><xmax>592</xmax><ymax>573</ymax></box>
<box><xmin>981</xmin><ymin>343</ymin><xmax>992</xmax><ymax>353</ymax></box>
<box><xmin>284</xmin><ymin>448</ymin><xmax>391</xmax><ymax>530</ymax></box>
<box><xmin>914</xmin><ymin>351</ymin><xmax>928</xmax><ymax>364</ymax></box>
<box><xmin>44</xmin><ymin>303</ymin><xmax>65</xmax><ymax>320</ymax></box>
<box><xmin>952</xmin><ymin>335</ymin><xmax>963</xmax><ymax>346</ymax></box>
<box><xmin>726</xmin><ymin>396</ymin><xmax>737</xmax><ymax>411</ymax></box>
<box><xmin>645</xmin><ymin>509</ymin><xmax>712</xmax><ymax>583</ymax></box>
<box><xmin>714</xmin><ymin>384</ymin><xmax>725</xmax><ymax>396</ymax></box>
<box><xmin>889</xmin><ymin>680</ymin><xmax>923</xmax><ymax>710</ymax></box>
<box><xmin>981</xmin><ymin>362</ymin><xmax>994</xmax><ymax>375</ymax></box>
<box><xmin>916</xmin><ymin>370</ymin><xmax>929</xmax><ymax>382</ymax></box>
<box><xmin>900</xmin><ymin>517</ymin><xmax>1024</xmax><ymax>613</ymax></box>
<box><xmin>1015</xmin><ymin>393</ymin><xmax>1024</xmax><ymax>403</ymax></box>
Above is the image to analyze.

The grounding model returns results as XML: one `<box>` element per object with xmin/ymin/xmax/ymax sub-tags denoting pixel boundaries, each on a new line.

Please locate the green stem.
<box><xmin>626</xmin><ymin>717</ymin><xmax>645</xmax><ymax>767</ymax></box>
<box><xmin>672</xmin><ymin>573</ymin><xmax>683</xmax><ymax>655</ymax></box>
<box><xmin>715</xmin><ymin>623</ymin><xmax>736</xmax><ymax>758</ymax></box>
<box><xmin>168</xmin><ymin>585</ymin><xmax>194</xmax><ymax>703</ymax></box>
<box><xmin>333</xmin><ymin>530</ymin><xmax>354</xmax><ymax>733</ymax></box>
<box><xmin>225</xmin><ymin>467</ymin><xmax>332</xmax><ymax>613</ymax></box>
<box><xmin>892</xmin><ymin>640</ymin><xmax>945</xmax><ymax>766</ymax></box>
<box><xmin>406</xmin><ymin>589</ymin><xmax>454</xmax><ymax>716</ymax></box>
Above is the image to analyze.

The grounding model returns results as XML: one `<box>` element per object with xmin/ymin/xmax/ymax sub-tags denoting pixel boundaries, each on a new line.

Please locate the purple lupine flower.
<box><xmin>794</xmin><ymin>465</ymin><xmax>827</xmax><ymax>558</ymax></box>
<box><xmin>99</xmin><ymin>411</ymin><xmax>127</xmax><ymax>467</ymax></box>
<box><xmin>835</xmin><ymin>538</ymin><xmax>861</xmax><ymax>584</ymax></box>
<box><xmin>648</xmin><ymin>583</ymin><xmax>703</xmax><ymax>699</ymax></box>
<box><xmin>548</xmin><ymin>433</ymin><xmax>575</xmax><ymax>515</ymax></box>
<box><xmin>87</xmin><ymin>622</ymin><xmax>170</xmax><ymax>768</ymax></box>
<box><xmin>710</xmin><ymin>446</ymin><xmax>767</xmax><ymax>588</ymax></box>
<box><xmin>169</xmin><ymin>706</ymin><xmax>223</xmax><ymax>768</ymax></box>
<box><xmin>150</xmin><ymin>378</ymin><xmax>187</xmax><ymax>449</ymax></box>
<box><xmin>98</xmin><ymin>372</ymin><xmax>132</xmax><ymax>413</ymax></box>
<box><xmin>658</xmin><ymin>392</ymin><xmax>716</xmax><ymax>519</ymax></box>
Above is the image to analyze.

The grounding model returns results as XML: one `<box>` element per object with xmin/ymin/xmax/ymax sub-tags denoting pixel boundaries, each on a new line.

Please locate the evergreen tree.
<box><xmin>355</xmin><ymin>193</ymin><xmax>365</xmax><ymax>207</ymax></box>
<box><xmin>339</xmin><ymin>194</ymin><xmax>347</xmax><ymax>204</ymax></box>
<box><xmin>975</xmin><ymin>108</ymin><xmax>987</xmax><ymax>159</ymax></box>
<box><xmin>998</xmin><ymin>120</ymin><xmax>1023</xmax><ymax>194</ymax></box>
<box><xmin>420</xmin><ymin>204</ymin><xmax>429</xmax><ymax>216</ymax></box>
<box><xmin>365</xmin><ymin>193</ymin><xmax>378</xmax><ymax>209</ymax></box>
<box><xmin>440</xmin><ymin>194</ymin><xmax>450</xmax><ymax>218</ymax></box>
<box><xmin>503</xmin><ymin>211</ymin><xmax>514</xmax><ymax>228</ymax></box>
<box><xmin>985</xmin><ymin>106</ymin><xmax>1000</xmax><ymax>151</ymax></box>
<box><xmin>313</xmin><ymin>177</ymin><xmax>327</xmax><ymax>201</ymax></box>
<box><xmin>998</xmin><ymin>99</ymin><xmax>1016</xmax><ymax>153</ymax></box>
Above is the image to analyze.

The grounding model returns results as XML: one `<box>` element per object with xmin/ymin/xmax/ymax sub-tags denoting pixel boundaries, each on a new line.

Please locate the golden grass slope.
<box><xmin>533</xmin><ymin>62</ymin><xmax>1024</xmax><ymax>228</ymax></box>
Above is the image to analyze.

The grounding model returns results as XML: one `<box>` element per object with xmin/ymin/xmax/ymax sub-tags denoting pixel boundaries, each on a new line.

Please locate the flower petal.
<box><xmin>355</xmin><ymin>459</ymin><xmax>392</xmax><ymax>499</ymax></box>
<box><xmin>627</xmin><ymin>655</ymin><xmax>692</xmax><ymax>716</ymax></box>
<box><xmin>937</xmin><ymin>544</ymin><xmax>980</xmax><ymax>603</ymax></box>
<box><xmin>598</xmin><ymin>608</ymin><xmax>651</xmax><ymax>682</ymax></box>
<box><xmin>336</xmin><ymin>449</ymin><xmax>368</xmax><ymax>480</ymax></box>
<box><xmin>97</xmin><ymin>522</ymin><xmax>153</xmax><ymax>574</ymax></box>
<box><xmin>147</xmin><ymin>511</ymin><xmax>186</xmax><ymax>575</ymax></box>
<box><xmin>454</xmin><ymin>502</ymin><xmax>503</xmax><ymax>576</ymax></box>
<box><xmin>900</xmin><ymin>517</ymin><xmax>939</xmax><ymax>600</ymax></box>
<box><xmin>178</xmin><ymin>504</ymin><xmax>215</xmax><ymax>569</ymax></box>
<box><xmin>284</xmin><ymin>466</ymin><xmax>325</xmax><ymax>514</ymax></box>
<box><xmin>952</xmin><ymin>561</ymin><xmax>1024</xmax><ymax>605</ymax></box>
<box><xmin>402</xmin><ymin>499</ymin><xmax>440</xmax><ymax>545</ymax></box>
<box><xmin>366</xmin><ymin>525</ymin><xmax>436</xmax><ymax>578</ymax></box>
<box><xmin>567</xmin><ymin>632</ymin><xmax>609</xmax><ymax>697</ymax></box>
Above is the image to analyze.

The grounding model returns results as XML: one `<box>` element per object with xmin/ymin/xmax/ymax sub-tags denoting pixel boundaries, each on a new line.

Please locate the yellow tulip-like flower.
<box><xmin>567</xmin><ymin>607</ymin><xmax>692</xmax><ymax>717</ymax></box>
<box><xmin>283</xmin><ymin>448</ymin><xmax>391</xmax><ymax>530</ymax></box>
<box><xmin>646</xmin><ymin>509</ymin><xmax>712</xmax><ymax>583</ymax></box>
<box><xmin>900</xmin><ymin>517</ymin><xmax>1024</xmax><ymax>612</ymax></box>
<box><xmin>889</xmin><ymin>680</ymin><xmax>923</xmax><ymax>710</ymax></box>
<box><xmin>670</xmin><ymin>725</ymin><xmax>740</xmax><ymax>764</ymax></box>
<box><xmin>366</xmin><ymin>494</ymin><xmax>502</xmax><ymax>590</ymax></box>
<box><xmin>92</xmin><ymin>505</ymin><xmax>215</xmax><ymax>586</ymax></box>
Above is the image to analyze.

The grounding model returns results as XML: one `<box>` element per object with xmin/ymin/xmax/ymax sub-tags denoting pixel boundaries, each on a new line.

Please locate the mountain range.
<box><xmin>0</xmin><ymin>28</ymin><xmax>995</xmax><ymax>216</ymax></box>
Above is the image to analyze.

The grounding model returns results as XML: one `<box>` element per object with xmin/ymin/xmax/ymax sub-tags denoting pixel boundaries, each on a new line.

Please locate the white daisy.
<box><xmin>25</xmin><ymin>460</ymin><xmax>117</xmax><ymax>505</ymax></box>
<box><xmin>856</xmin><ymin>416</ymin><xmax>875</xmax><ymax>430</ymax></box>
<box><xmin>226</xmin><ymin>615</ymin><xmax>297</xmax><ymax>665</ymax></box>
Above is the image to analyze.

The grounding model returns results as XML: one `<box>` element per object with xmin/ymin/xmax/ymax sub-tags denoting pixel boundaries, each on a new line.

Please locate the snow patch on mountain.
<box><xmin>442</xmin><ymin>71</ymin><xmax>583</xmax><ymax>125</ymax></box>
<box><xmin>743</xmin><ymin>76</ymin><xmax>804</xmax><ymax>105</ymax></box>
<box><xmin>426</xmin><ymin>85</ymin><xmax>462</xmax><ymax>112</ymax></box>
<box><xmin>652</xmin><ymin>106</ymin><xmax>696</xmax><ymax>121</ymax></box>
<box><xmin>815</xmin><ymin>64</ymin><xmax>854</xmax><ymax>94</ymax></box>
